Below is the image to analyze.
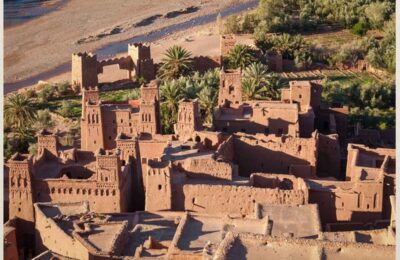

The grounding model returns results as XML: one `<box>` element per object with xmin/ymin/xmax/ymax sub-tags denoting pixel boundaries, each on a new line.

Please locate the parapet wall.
<box><xmin>233</xmin><ymin>133</ymin><xmax>317</xmax><ymax>177</ymax></box>
<box><xmin>174</xmin><ymin>184</ymin><xmax>307</xmax><ymax>216</ymax></box>
<box><xmin>173</xmin><ymin>157</ymin><xmax>233</xmax><ymax>181</ymax></box>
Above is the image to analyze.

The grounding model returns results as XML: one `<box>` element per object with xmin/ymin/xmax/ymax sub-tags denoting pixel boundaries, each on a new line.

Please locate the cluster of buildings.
<box><xmin>4</xmin><ymin>36</ymin><xmax>396</xmax><ymax>259</ymax></box>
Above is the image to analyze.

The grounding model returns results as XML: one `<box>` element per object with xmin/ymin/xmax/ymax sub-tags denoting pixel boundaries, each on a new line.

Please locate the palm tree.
<box><xmin>226</xmin><ymin>44</ymin><xmax>257</xmax><ymax>69</ymax></box>
<box><xmin>265</xmin><ymin>75</ymin><xmax>286</xmax><ymax>100</ymax></box>
<box><xmin>160</xmin><ymin>80</ymin><xmax>183</xmax><ymax>133</ymax></box>
<box><xmin>243</xmin><ymin>62</ymin><xmax>270</xmax><ymax>87</ymax></box>
<box><xmin>158</xmin><ymin>45</ymin><xmax>193</xmax><ymax>80</ymax></box>
<box><xmin>4</xmin><ymin>93</ymin><xmax>37</xmax><ymax>129</ymax></box>
<box><xmin>242</xmin><ymin>78</ymin><xmax>267</xmax><ymax>101</ymax></box>
<box><xmin>197</xmin><ymin>85</ymin><xmax>218</xmax><ymax>125</ymax></box>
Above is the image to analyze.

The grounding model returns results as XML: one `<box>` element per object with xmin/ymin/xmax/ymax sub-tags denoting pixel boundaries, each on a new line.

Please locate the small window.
<box><xmin>105</xmin><ymin>177</ymin><xmax>108</xmax><ymax>182</ymax></box>
<box><xmin>158</xmin><ymin>185</ymin><xmax>162</xmax><ymax>190</ymax></box>
<box><xmin>299</xmin><ymin>94</ymin><xmax>302</xmax><ymax>98</ymax></box>
<box><xmin>298</xmin><ymin>145</ymin><xmax>302</xmax><ymax>152</ymax></box>
<box><xmin>142</xmin><ymin>158</ymin><xmax>147</xmax><ymax>164</ymax></box>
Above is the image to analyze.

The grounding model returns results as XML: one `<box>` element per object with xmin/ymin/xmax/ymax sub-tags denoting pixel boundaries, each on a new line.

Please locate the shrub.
<box><xmin>35</xmin><ymin>109</ymin><xmax>54</xmax><ymax>130</ymax></box>
<box><xmin>24</xmin><ymin>88</ymin><xmax>37</xmax><ymax>99</ymax></box>
<box><xmin>56</xmin><ymin>81</ymin><xmax>72</xmax><ymax>97</ymax></box>
<box><xmin>58</xmin><ymin>100</ymin><xmax>75</xmax><ymax>118</ymax></box>
<box><xmin>38</xmin><ymin>84</ymin><xmax>55</xmax><ymax>103</ymax></box>
<box><xmin>351</xmin><ymin>21</ymin><xmax>368</xmax><ymax>36</ymax></box>
<box><xmin>224</xmin><ymin>15</ymin><xmax>241</xmax><ymax>34</ymax></box>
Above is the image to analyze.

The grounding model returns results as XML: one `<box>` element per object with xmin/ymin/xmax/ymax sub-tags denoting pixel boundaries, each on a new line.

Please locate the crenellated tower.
<box><xmin>81</xmin><ymin>87</ymin><xmax>104</xmax><ymax>151</ymax></box>
<box><xmin>174</xmin><ymin>98</ymin><xmax>202</xmax><ymax>140</ymax></box>
<box><xmin>218</xmin><ymin>69</ymin><xmax>242</xmax><ymax>108</ymax></box>
<box><xmin>8</xmin><ymin>153</ymin><xmax>35</xmax><ymax>238</ymax></box>
<box><xmin>128</xmin><ymin>43</ymin><xmax>155</xmax><ymax>81</ymax></box>
<box><xmin>71</xmin><ymin>52</ymin><xmax>99</xmax><ymax>93</ymax></box>
<box><xmin>139</xmin><ymin>80</ymin><xmax>161</xmax><ymax>135</ymax></box>
<box><xmin>37</xmin><ymin>129</ymin><xmax>60</xmax><ymax>157</ymax></box>
<box><xmin>145</xmin><ymin>160</ymin><xmax>172</xmax><ymax>211</ymax></box>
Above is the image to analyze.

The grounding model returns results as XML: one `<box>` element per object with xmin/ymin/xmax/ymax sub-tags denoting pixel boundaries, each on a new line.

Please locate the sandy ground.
<box><xmin>10</xmin><ymin>22</ymin><xmax>254</xmax><ymax>93</ymax></box>
<box><xmin>4</xmin><ymin>0</ymin><xmax>250</xmax><ymax>84</ymax></box>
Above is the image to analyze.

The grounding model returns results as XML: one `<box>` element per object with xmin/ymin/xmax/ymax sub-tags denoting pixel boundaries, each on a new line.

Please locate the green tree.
<box><xmin>243</xmin><ymin>62</ymin><xmax>269</xmax><ymax>87</ymax></box>
<box><xmin>160</xmin><ymin>80</ymin><xmax>183</xmax><ymax>133</ymax></box>
<box><xmin>58</xmin><ymin>100</ymin><xmax>75</xmax><ymax>118</ymax></box>
<box><xmin>364</xmin><ymin>2</ymin><xmax>394</xmax><ymax>29</ymax></box>
<box><xmin>225</xmin><ymin>44</ymin><xmax>257</xmax><ymax>69</ymax></box>
<box><xmin>158</xmin><ymin>45</ymin><xmax>193</xmax><ymax>80</ymax></box>
<box><xmin>197</xmin><ymin>85</ymin><xmax>218</xmax><ymax>125</ymax></box>
<box><xmin>38</xmin><ymin>84</ymin><xmax>55</xmax><ymax>103</ymax></box>
<box><xmin>242</xmin><ymin>78</ymin><xmax>266</xmax><ymax>101</ymax></box>
<box><xmin>264</xmin><ymin>75</ymin><xmax>285</xmax><ymax>100</ymax></box>
<box><xmin>35</xmin><ymin>109</ymin><xmax>54</xmax><ymax>130</ymax></box>
<box><xmin>123</xmin><ymin>88</ymin><xmax>141</xmax><ymax>100</ymax></box>
<box><xmin>4</xmin><ymin>93</ymin><xmax>37</xmax><ymax>129</ymax></box>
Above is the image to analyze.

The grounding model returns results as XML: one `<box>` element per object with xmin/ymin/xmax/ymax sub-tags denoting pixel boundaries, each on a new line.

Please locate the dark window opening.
<box><xmin>195</xmin><ymin>136</ymin><xmax>201</xmax><ymax>142</ymax></box>
<box><xmin>158</xmin><ymin>185</ymin><xmax>162</xmax><ymax>190</ymax></box>
<box><xmin>241</xmin><ymin>129</ymin><xmax>246</xmax><ymax>133</ymax></box>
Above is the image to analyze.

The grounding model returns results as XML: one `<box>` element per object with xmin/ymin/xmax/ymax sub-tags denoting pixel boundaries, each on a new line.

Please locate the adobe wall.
<box><xmin>32</xmin><ymin>179</ymin><xmax>124</xmax><ymax>213</ymax></box>
<box><xmin>174</xmin><ymin>99</ymin><xmax>202</xmax><ymax>141</ymax></box>
<box><xmin>71</xmin><ymin>52</ymin><xmax>99</xmax><ymax>93</ymax></box>
<box><xmin>138</xmin><ymin>137</ymin><xmax>168</xmax><ymax>186</ymax></box>
<box><xmin>218</xmin><ymin>69</ymin><xmax>242</xmax><ymax>108</ymax></box>
<box><xmin>173</xmin><ymin>184</ymin><xmax>307</xmax><ymax>216</ymax></box>
<box><xmin>308</xmin><ymin>180</ymin><xmax>384</xmax><ymax>224</ymax></box>
<box><xmin>34</xmin><ymin>204</ymin><xmax>90</xmax><ymax>260</ymax></box>
<box><xmin>220</xmin><ymin>35</ymin><xmax>236</xmax><ymax>57</ymax></box>
<box><xmin>251</xmin><ymin>103</ymin><xmax>300</xmax><ymax>136</ymax></box>
<box><xmin>173</xmin><ymin>157</ymin><xmax>233</xmax><ymax>181</ymax></box>
<box><xmin>8</xmin><ymin>155</ymin><xmax>35</xmax><ymax>236</ymax></box>
<box><xmin>316</xmin><ymin>134</ymin><xmax>341</xmax><ymax>178</ymax></box>
<box><xmin>346</xmin><ymin>143</ymin><xmax>395</xmax><ymax>181</ymax></box>
<box><xmin>145</xmin><ymin>161</ymin><xmax>172</xmax><ymax>212</ymax></box>
<box><xmin>4</xmin><ymin>220</ymin><xmax>18</xmax><ymax>260</ymax></box>
<box><xmin>192</xmin><ymin>55</ymin><xmax>220</xmax><ymax>73</ymax></box>
<box><xmin>193</xmin><ymin>131</ymin><xmax>223</xmax><ymax>150</ymax></box>
<box><xmin>298</xmin><ymin>109</ymin><xmax>315</xmax><ymax>138</ymax></box>
<box><xmin>232</xmin><ymin>133</ymin><xmax>317</xmax><ymax>177</ymax></box>
<box><xmin>216</xmin><ymin>135</ymin><xmax>234</xmax><ymax>162</ymax></box>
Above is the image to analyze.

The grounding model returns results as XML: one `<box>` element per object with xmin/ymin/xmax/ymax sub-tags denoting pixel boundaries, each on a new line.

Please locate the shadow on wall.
<box><xmin>232</xmin><ymin>138</ymin><xmax>311</xmax><ymax>177</ymax></box>
<box><xmin>192</xmin><ymin>56</ymin><xmax>220</xmax><ymax>74</ymax></box>
<box><xmin>214</xmin><ymin>118</ymin><xmax>295</xmax><ymax>136</ymax></box>
<box><xmin>226</xmin><ymin>238</ymin><xmax>248</xmax><ymax>260</ymax></box>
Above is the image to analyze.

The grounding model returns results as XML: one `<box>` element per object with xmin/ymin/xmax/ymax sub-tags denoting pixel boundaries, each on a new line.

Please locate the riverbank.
<box><xmin>5</xmin><ymin>0</ymin><xmax>257</xmax><ymax>92</ymax></box>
